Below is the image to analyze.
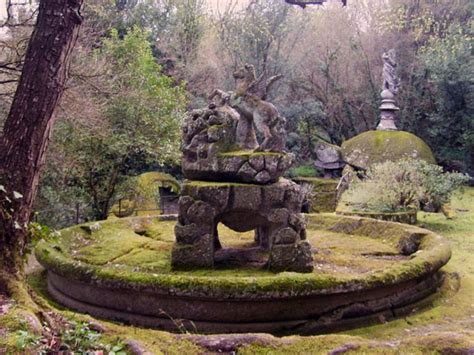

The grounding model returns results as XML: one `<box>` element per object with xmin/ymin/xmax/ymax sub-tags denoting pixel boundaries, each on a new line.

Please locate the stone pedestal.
<box><xmin>172</xmin><ymin>179</ymin><xmax>314</xmax><ymax>272</ymax></box>
<box><xmin>184</xmin><ymin>150</ymin><xmax>293</xmax><ymax>185</ymax></box>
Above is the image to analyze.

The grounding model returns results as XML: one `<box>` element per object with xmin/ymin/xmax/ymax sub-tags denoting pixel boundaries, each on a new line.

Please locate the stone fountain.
<box><xmin>172</xmin><ymin>64</ymin><xmax>313</xmax><ymax>273</ymax></box>
<box><xmin>35</xmin><ymin>63</ymin><xmax>452</xmax><ymax>335</ymax></box>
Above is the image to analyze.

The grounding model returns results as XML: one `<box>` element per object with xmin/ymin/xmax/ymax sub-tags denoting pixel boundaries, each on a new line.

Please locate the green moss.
<box><xmin>293</xmin><ymin>177</ymin><xmax>338</xmax><ymax>189</ymax></box>
<box><xmin>20</xmin><ymin>188</ymin><xmax>474</xmax><ymax>354</ymax></box>
<box><xmin>34</xmin><ymin>211</ymin><xmax>451</xmax><ymax>297</ymax></box>
<box><xmin>137</xmin><ymin>171</ymin><xmax>180</xmax><ymax>194</ymax></box>
<box><xmin>341</xmin><ymin>130</ymin><xmax>436</xmax><ymax>169</ymax></box>
<box><xmin>287</xmin><ymin>165</ymin><xmax>318</xmax><ymax>177</ymax></box>
<box><xmin>183</xmin><ymin>180</ymin><xmax>264</xmax><ymax>189</ymax></box>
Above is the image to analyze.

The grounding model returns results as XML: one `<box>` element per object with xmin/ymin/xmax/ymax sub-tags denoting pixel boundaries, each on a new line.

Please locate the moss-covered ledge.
<box><xmin>293</xmin><ymin>177</ymin><xmax>338</xmax><ymax>213</ymax></box>
<box><xmin>34</xmin><ymin>213</ymin><xmax>452</xmax><ymax>334</ymax></box>
<box><xmin>35</xmin><ymin>214</ymin><xmax>450</xmax><ymax>299</ymax></box>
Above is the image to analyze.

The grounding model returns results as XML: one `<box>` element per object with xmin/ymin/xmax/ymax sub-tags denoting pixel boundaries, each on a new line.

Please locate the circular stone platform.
<box><xmin>35</xmin><ymin>214</ymin><xmax>451</xmax><ymax>335</ymax></box>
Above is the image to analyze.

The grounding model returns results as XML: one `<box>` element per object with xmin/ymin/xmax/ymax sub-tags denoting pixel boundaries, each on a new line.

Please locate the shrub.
<box><xmin>341</xmin><ymin>159</ymin><xmax>469</xmax><ymax>213</ymax></box>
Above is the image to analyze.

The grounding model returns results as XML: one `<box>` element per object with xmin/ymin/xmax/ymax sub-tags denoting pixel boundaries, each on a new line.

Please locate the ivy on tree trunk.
<box><xmin>0</xmin><ymin>0</ymin><xmax>84</xmax><ymax>284</ymax></box>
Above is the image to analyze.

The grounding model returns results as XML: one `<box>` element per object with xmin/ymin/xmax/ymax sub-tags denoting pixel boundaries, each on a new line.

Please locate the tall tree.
<box><xmin>0</xmin><ymin>0</ymin><xmax>84</xmax><ymax>296</ymax></box>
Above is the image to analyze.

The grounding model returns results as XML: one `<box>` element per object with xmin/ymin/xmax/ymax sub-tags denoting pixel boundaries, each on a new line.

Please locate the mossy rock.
<box><xmin>341</xmin><ymin>131</ymin><xmax>436</xmax><ymax>170</ymax></box>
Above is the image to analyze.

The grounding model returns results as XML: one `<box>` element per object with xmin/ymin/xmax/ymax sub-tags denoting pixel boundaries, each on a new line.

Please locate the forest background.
<box><xmin>0</xmin><ymin>0</ymin><xmax>472</xmax><ymax>227</ymax></box>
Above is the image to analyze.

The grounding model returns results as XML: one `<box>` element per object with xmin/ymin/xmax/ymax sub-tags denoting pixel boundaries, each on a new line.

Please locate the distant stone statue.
<box><xmin>382</xmin><ymin>49</ymin><xmax>400</xmax><ymax>96</ymax></box>
<box><xmin>314</xmin><ymin>142</ymin><xmax>345</xmax><ymax>178</ymax></box>
<box><xmin>377</xmin><ymin>49</ymin><xmax>400</xmax><ymax>131</ymax></box>
<box><xmin>209</xmin><ymin>64</ymin><xmax>286</xmax><ymax>152</ymax></box>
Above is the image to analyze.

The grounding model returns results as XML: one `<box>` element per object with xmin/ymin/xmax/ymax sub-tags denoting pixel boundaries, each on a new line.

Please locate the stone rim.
<box><xmin>36</xmin><ymin>214</ymin><xmax>451</xmax><ymax>299</ymax></box>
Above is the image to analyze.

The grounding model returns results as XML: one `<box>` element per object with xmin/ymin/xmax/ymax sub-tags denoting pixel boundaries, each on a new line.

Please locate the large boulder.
<box><xmin>341</xmin><ymin>130</ymin><xmax>436</xmax><ymax>170</ymax></box>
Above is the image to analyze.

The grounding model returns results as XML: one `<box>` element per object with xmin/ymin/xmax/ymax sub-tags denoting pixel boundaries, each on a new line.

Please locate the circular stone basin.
<box><xmin>35</xmin><ymin>214</ymin><xmax>451</xmax><ymax>335</ymax></box>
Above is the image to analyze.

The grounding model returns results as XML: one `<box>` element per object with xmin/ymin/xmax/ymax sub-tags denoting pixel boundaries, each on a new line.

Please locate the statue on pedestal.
<box><xmin>173</xmin><ymin>64</ymin><xmax>314</xmax><ymax>273</ymax></box>
<box><xmin>377</xmin><ymin>49</ymin><xmax>400</xmax><ymax>131</ymax></box>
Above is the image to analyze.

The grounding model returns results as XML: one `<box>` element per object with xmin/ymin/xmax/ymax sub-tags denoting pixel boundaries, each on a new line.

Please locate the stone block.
<box><xmin>175</xmin><ymin>223</ymin><xmax>209</xmax><ymax>244</ymax></box>
<box><xmin>187</xmin><ymin>201</ymin><xmax>216</xmax><ymax>225</ymax></box>
<box><xmin>273</xmin><ymin>227</ymin><xmax>298</xmax><ymax>245</ymax></box>
<box><xmin>171</xmin><ymin>234</ymin><xmax>214</xmax><ymax>269</ymax></box>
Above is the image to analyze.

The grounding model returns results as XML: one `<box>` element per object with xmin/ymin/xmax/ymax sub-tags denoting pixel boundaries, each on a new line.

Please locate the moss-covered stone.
<box><xmin>335</xmin><ymin>206</ymin><xmax>418</xmax><ymax>224</ymax></box>
<box><xmin>341</xmin><ymin>130</ymin><xmax>436</xmax><ymax>169</ymax></box>
<box><xmin>35</xmin><ymin>213</ymin><xmax>451</xmax><ymax>298</ymax></box>
<box><xmin>20</xmin><ymin>188</ymin><xmax>474</xmax><ymax>353</ymax></box>
<box><xmin>293</xmin><ymin>177</ymin><xmax>338</xmax><ymax>213</ymax></box>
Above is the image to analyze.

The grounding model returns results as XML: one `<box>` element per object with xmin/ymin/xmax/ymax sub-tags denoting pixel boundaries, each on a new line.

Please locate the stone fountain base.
<box><xmin>35</xmin><ymin>214</ymin><xmax>451</xmax><ymax>335</ymax></box>
<box><xmin>172</xmin><ymin>179</ymin><xmax>313</xmax><ymax>273</ymax></box>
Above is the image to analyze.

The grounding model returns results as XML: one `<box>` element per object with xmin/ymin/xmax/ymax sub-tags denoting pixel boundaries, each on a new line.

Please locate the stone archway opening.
<box><xmin>213</xmin><ymin>211</ymin><xmax>270</xmax><ymax>269</ymax></box>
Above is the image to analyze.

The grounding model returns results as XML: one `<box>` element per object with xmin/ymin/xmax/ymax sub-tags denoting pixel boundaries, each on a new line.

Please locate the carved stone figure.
<box><xmin>314</xmin><ymin>142</ymin><xmax>345</xmax><ymax>178</ymax></box>
<box><xmin>377</xmin><ymin>49</ymin><xmax>400</xmax><ymax>131</ymax></box>
<box><xmin>173</xmin><ymin>65</ymin><xmax>314</xmax><ymax>273</ymax></box>
<box><xmin>382</xmin><ymin>49</ymin><xmax>400</xmax><ymax>96</ymax></box>
<box><xmin>210</xmin><ymin>64</ymin><xmax>286</xmax><ymax>152</ymax></box>
<box><xmin>181</xmin><ymin>103</ymin><xmax>293</xmax><ymax>184</ymax></box>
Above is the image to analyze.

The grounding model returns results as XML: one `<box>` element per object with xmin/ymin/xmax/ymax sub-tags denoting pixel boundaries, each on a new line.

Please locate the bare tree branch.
<box><xmin>284</xmin><ymin>0</ymin><xmax>347</xmax><ymax>8</ymax></box>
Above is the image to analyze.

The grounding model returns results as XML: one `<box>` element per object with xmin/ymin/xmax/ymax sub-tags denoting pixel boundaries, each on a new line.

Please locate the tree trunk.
<box><xmin>0</xmin><ymin>0</ymin><xmax>84</xmax><ymax>292</ymax></box>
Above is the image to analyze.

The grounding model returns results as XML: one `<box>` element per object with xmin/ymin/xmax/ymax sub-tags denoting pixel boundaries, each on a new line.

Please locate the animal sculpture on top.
<box><xmin>209</xmin><ymin>64</ymin><xmax>286</xmax><ymax>152</ymax></box>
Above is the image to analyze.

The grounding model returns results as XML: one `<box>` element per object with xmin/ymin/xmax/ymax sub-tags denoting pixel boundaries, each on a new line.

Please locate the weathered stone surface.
<box><xmin>175</xmin><ymin>223</ymin><xmax>209</xmax><ymax>244</ymax></box>
<box><xmin>289</xmin><ymin>213</ymin><xmax>306</xmax><ymax>231</ymax></box>
<box><xmin>336</xmin><ymin>208</ymin><xmax>418</xmax><ymax>225</ymax></box>
<box><xmin>172</xmin><ymin>234</ymin><xmax>214</xmax><ymax>269</ymax></box>
<box><xmin>238</xmin><ymin>162</ymin><xmax>258</xmax><ymax>181</ymax></box>
<box><xmin>273</xmin><ymin>228</ymin><xmax>298</xmax><ymax>245</ymax></box>
<box><xmin>255</xmin><ymin>170</ymin><xmax>272</xmax><ymax>184</ymax></box>
<box><xmin>187</xmin><ymin>201</ymin><xmax>216</xmax><ymax>225</ymax></box>
<box><xmin>181</xmin><ymin>102</ymin><xmax>294</xmax><ymax>184</ymax></box>
<box><xmin>249</xmin><ymin>155</ymin><xmax>265</xmax><ymax>171</ymax></box>
<box><xmin>268</xmin><ymin>240</ymin><xmax>313</xmax><ymax>273</ymax></box>
<box><xmin>268</xmin><ymin>208</ymin><xmax>289</xmax><ymax>224</ymax></box>
<box><xmin>172</xmin><ymin>180</ymin><xmax>314</xmax><ymax>272</ymax></box>
<box><xmin>314</xmin><ymin>142</ymin><xmax>345</xmax><ymax>178</ymax></box>
<box><xmin>232</xmin><ymin>185</ymin><xmax>262</xmax><ymax>210</ymax></box>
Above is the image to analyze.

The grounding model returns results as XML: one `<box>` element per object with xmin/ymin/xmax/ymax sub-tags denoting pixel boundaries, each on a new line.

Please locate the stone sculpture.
<box><xmin>173</xmin><ymin>64</ymin><xmax>314</xmax><ymax>273</ymax></box>
<box><xmin>209</xmin><ymin>64</ymin><xmax>286</xmax><ymax>153</ymax></box>
<box><xmin>314</xmin><ymin>142</ymin><xmax>345</xmax><ymax>178</ymax></box>
<box><xmin>377</xmin><ymin>49</ymin><xmax>400</xmax><ymax>131</ymax></box>
<box><xmin>183</xmin><ymin>64</ymin><xmax>292</xmax><ymax>185</ymax></box>
<box><xmin>382</xmin><ymin>49</ymin><xmax>400</xmax><ymax>96</ymax></box>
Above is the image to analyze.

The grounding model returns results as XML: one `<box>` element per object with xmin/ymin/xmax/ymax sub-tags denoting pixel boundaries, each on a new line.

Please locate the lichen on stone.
<box><xmin>341</xmin><ymin>130</ymin><xmax>436</xmax><ymax>170</ymax></box>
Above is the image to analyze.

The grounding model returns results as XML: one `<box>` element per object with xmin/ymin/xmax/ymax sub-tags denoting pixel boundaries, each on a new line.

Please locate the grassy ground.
<box><xmin>0</xmin><ymin>188</ymin><xmax>473</xmax><ymax>354</ymax></box>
